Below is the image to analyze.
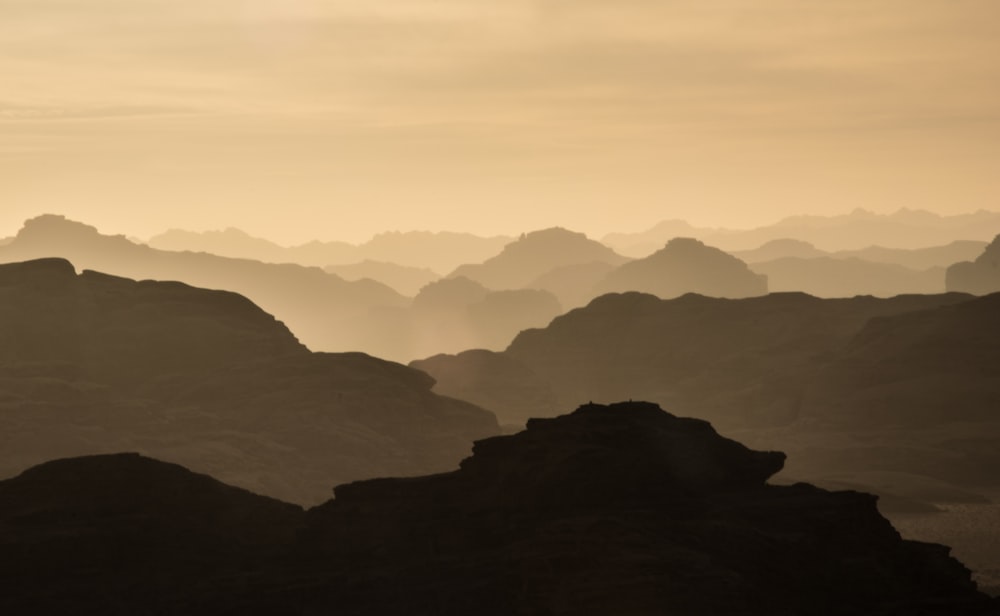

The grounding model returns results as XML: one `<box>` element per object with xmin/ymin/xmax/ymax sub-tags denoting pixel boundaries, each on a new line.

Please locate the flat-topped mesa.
<box><xmin>330</xmin><ymin>402</ymin><xmax>786</xmax><ymax>511</ymax></box>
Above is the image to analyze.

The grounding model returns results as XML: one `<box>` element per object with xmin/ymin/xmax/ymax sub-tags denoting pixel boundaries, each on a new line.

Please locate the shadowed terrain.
<box><xmin>1</xmin><ymin>402</ymin><xmax>995</xmax><ymax>614</ymax></box>
<box><xmin>0</xmin><ymin>258</ymin><xmax>498</xmax><ymax>504</ymax></box>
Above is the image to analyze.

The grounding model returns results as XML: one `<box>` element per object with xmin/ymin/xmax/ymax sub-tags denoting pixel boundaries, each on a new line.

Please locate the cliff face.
<box><xmin>0</xmin><ymin>258</ymin><xmax>499</xmax><ymax>505</ymax></box>
<box><xmin>5</xmin><ymin>403</ymin><xmax>993</xmax><ymax>615</ymax></box>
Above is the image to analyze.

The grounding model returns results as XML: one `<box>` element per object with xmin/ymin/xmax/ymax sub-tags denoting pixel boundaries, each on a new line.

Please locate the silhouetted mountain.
<box><xmin>400</xmin><ymin>277</ymin><xmax>562</xmax><ymax>358</ymax></box>
<box><xmin>2</xmin><ymin>404</ymin><xmax>994</xmax><ymax>614</ymax></box>
<box><xmin>0</xmin><ymin>258</ymin><xmax>498</xmax><ymax>504</ymax></box>
<box><xmin>752</xmin><ymin>256</ymin><xmax>945</xmax><ymax>297</ymax></box>
<box><xmin>605</xmin><ymin>208</ymin><xmax>1000</xmax><ymax>254</ymax></box>
<box><xmin>595</xmin><ymin>237</ymin><xmax>768</xmax><ymax>299</ymax></box>
<box><xmin>324</xmin><ymin>260</ymin><xmax>439</xmax><ymax>296</ymax></box>
<box><xmin>449</xmin><ymin>227</ymin><xmax>629</xmax><ymax>289</ymax></box>
<box><xmin>415</xmin><ymin>291</ymin><xmax>1000</xmax><ymax>511</ymax></box>
<box><xmin>734</xmin><ymin>239</ymin><xmax>986</xmax><ymax>271</ymax></box>
<box><xmin>148</xmin><ymin>226</ymin><xmax>511</xmax><ymax>273</ymax></box>
<box><xmin>0</xmin><ymin>452</ymin><xmax>305</xmax><ymax>614</ymax></box>
<box><xmin>947</xmin><ymin>235</ymin><xmax>1000</xmax><ymax>295</ymax></box>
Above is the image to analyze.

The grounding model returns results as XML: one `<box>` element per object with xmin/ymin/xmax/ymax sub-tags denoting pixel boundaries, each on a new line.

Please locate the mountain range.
<box><xmin>0</xmin><ymin>258</ymin><xmax>497</xmax><ymax>504</ymax></box>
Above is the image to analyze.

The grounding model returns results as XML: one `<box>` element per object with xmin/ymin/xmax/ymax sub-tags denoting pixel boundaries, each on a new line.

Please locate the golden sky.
<box><xmin>2</xmin><ymin>0</ymin><xmax>999</xmax><ymax>243</ymax></box>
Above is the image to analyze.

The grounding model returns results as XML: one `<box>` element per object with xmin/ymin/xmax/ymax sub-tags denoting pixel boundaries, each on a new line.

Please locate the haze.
<box><xmin>3</xmin><ymin>1</ymin><xmax>1000</xmax><ymax>243</ymax></box>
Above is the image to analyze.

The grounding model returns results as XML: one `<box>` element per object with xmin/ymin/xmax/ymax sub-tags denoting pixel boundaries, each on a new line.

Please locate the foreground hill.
<box><xmin>0</xmin><ymin>258</ymin><xmax>498</xmax><ymax>504</ymax></box>
<box><xmin>1</xmin><ymin>403</ymin><xmax>995</xmax><ymax>614</ymax></box>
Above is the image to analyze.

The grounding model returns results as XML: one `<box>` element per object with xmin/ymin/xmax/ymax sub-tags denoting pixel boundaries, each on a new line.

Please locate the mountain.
<box><xmin>751</xmin><ymin>257</ymin><xmax>945</xmax><ymax>297</ymax></box>
<box><xmin>1</xmin><ymin>214</ymin><xmax>409</xmax><ymax>357</ymax></box>
<box><xmin>604</xmin><ymin>208</ymin><xmax>1000</xmax><ymax>254</ymax></box>
<box><xmin>401</xmin><ymin>277</ymin><xmax>562</xmax><ymax>358</ymax></box>
<box><xmin>2</xmin><ymin>403</ymin><xmax>995</xmax><ymax>614</ymax></box>
<box><xmin>526</xmin><ymin>261</ymin><xmax>617</xmax><ymax>309</ymax></box>
<box><xmin>324</xmin><ymin>260</ymin><xmax>439</xmax><ymax>296</ymax></box>
<box><xmin>947</xmin><ymin>235</ymin><xmax>1000</xmax><ymax>295</ymax></box>
<box><xmin>730</xmin><ymin>238</ymin><xmax>827</xmax><ymax>262</ymax></box>
<box><xmin>148</xmin><ymin>227</ymin><xmax>512</xmax><ymax>273</ymax></box>
<box><xmin>449</xmin><ymin>227</ymin><xmax>630</xmax><ymax>290</ymax></box>
<box><xmin>837</xmin><ymin>240</ymin><xmax>988</xmax><ymax>270</ymax></box>
<box><xmin>0</xmin><ymin>258</ymin><xmax>498</xmax><ymax>504</ymax></box>
<box><xmin>595</xmin><ymin>237</ymin><xmax>768</xmax><ymax>299</ymax></box>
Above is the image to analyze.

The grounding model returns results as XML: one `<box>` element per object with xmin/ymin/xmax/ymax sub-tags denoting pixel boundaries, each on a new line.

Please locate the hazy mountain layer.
<box><xmin>449</xmin><ymin>227</ymin><xmax>629</xmax><ymax>290</ymax></box>
<box><xmin>947</xmin><ymin>234</ymin><xmax>1000</xmax><ymax>295</ymax></box>
<box><xmin>148</xmin><ymin>226</ymin><xmax>512</xmax><ymax>273</ymax></box>
<box><xmin>605</xmin><ymin>208</ymin><xmax>1000</xmax><ymax>255</ymax></box>
<box><xmin>732</xmin><ymin>238</ymin><xmax>986</xmax><ymax>270</ymax></box>
<box><xmin>751</xmin><ymin>257</ymin><xmax>945</xmax><ymax>297</ymax></box>
<box><xmin>2</xmin><ymin>403</ymin><xmax>994</xmax><ymax>614</ymax></box>
<box><xmin>0</xmin><ymin>258</ymin><xmax>498</xmax><ymax>504</ymax></box>
<box><xmin>324</xmin><ymin>259</ymin><xmax>439</xmax><ymax>296</ymax></box>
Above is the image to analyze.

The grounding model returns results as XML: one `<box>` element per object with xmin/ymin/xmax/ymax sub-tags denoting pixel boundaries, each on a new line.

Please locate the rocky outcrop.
<box><xmin>596</xmin><ymin>237</ymin><xmax>768</xmax><ymax>299</ymax></box>
<box><xmin>947</xmin><ymin>234</ymin><xmax>1000</xmax><ymax>295</ymax></box>
<box><xmin>3</xmin><ymin>403</ymin><xmax>995</xmax><ymax>614</ymax></box>
<box><xmin>0</xmin><ymin>258</ymin><xmax>499</xmax><ymax>505</ymax></box>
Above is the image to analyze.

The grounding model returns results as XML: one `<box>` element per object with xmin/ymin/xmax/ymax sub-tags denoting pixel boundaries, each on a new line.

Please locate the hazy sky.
<box><xmin>2</xmin><ymin>1</ymin><xmax>999</xmax><ymax>243</ymax></box>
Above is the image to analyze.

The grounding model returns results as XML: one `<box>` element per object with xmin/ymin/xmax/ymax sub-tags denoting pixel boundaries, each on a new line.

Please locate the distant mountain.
<box><xmin>605</xmin><ymin>208</ymin><xmax>1000</xmax><ymax>254</ymax></box>
<box><xmin>947</xmin><ymin>234</ymin><xmax>1000</xmax><ymax>295</ymax></box>
<box><xmin>751</xmin><ymin>257</ymin><xmax>945</xmax><ymax>297</ymax></box>
<box><xmin>0</xmin><ymin>258</ymin><xmax>498</xmax><ymax>504</ymax></box>
<box><xmin>324</xmin><ymin>260</ymin><xmax>439</xmax><ymax>296</ymax></box>
<box><xmin>449</xmin><ymin>227</ymin><xmax>629</xmax><ymax>290</ymax></box>
<box><xmin>526</xmin><ymin>261</ymin><xmax>617</xmax><ymax>309</ymax></box>
<box><xmin>1</xmin><ymin>215</ymin><xmax>408</xmax><ymax>357</ymax></box>
<box><xmin>2</xmin><ymin>404</ymin><xmax>994</xmax><ymax>614</ymax></box>
<box><xmin>730</xmin><ymin>238</ymin><xmax>826</xmax><ymax>263</ymax></box>
<box><xmin>148</xmin><ymin>227</ymin><xmax>512</xmax><ymax>273</ymax></box>
<box><xmin>595</xmin><ymin>237</ymin><xmax>767</xmax><ymax>299</ymax></box>
<box><xmin>402</xmin><ymin>277</ymin><xmax>562</xmax><ymax>358</ymax></box>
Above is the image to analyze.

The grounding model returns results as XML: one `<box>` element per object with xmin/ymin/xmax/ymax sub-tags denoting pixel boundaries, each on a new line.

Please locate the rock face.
<box><xmin>0</xmin><ymin>258</ymin><xmax>499</xmax><ymax>504</ymax></box>
<box><xmin>3</xmin><ymin>403</ymin><xmax>995</xmax><ymax>614</ymax></box>
<box><xmin>947</xmin><ymin>234</ymin><xmax>1000</xmax><ymax>294</ymax></box>
<box><xmin>596</xmin><ymin>237</ymin><xmax>768</xmax><ymax>299</ymax></box>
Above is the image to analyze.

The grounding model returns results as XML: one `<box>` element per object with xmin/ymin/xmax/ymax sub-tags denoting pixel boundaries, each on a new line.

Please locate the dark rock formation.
<box><xmin>6</xmin><ymin>403</ymin><xmax>993</xmax><ymax>614</ymax></box>
<box><xmin>947</xmin><ymin>234</ymin><xmax>1000</xmax><ymax>295</ymax></box>
<box><xmin>596</xmin><ymin>237</ymin><xmax>768</xmax><ymax>299</ymax></box>
<box><xmin>449</xmin><ymin>227</ymin><xmax>629</xmax><ymax>290</ymax></box>
<box><xmin>0</xmin><ymin>258</ymin><xmax>498</xmax><ymax>504</ymax></box>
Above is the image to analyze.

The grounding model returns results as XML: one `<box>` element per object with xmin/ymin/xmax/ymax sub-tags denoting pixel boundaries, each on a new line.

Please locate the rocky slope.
<box><xmin>1</xmin><ymin>403</ymin><xmax>995</xmax><ymax>614</ymax></box>
<box><xmin>0</xmin><ymin>258</ymin><xmax>498</xmax><ymax>504</ymax></box>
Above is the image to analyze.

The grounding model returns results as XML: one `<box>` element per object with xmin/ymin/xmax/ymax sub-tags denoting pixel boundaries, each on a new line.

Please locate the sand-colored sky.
<box><xmin>2</xmin><ymin>0</ymin><xmax>999</xmax><ymax>243</ymax></box>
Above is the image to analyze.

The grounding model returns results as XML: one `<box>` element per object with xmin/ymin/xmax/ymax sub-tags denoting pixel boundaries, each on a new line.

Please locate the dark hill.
<box><xmin>0</xmin><ymin>258</ymin><xmax>498</xmax><ymax>504</ymax></box>
<box><xmin>596</xmin><ymin>237</ymin><xmax>767</xmax><ymax>299</ymax></box>
<box><xmin>947</xmin><ymin>234</ymin><xmax>1000</xmax><ymax>295</ymax></box>
<box><xmin>449</xmin><ymin>227</ymin><xmax>629</xmax><ymax>290</ymax></box>
<box><xmin>6</xmin><ymin>403</ymin><xmax>993</xmax><ymax>614</ymax></box>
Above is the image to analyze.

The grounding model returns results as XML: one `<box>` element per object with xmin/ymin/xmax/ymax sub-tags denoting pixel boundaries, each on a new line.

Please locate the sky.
<box><xmin>2</xmin><ymin>0</ymin><xmax>999</xmax><ymax>244</ymax></box>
